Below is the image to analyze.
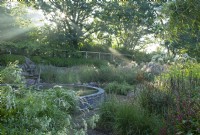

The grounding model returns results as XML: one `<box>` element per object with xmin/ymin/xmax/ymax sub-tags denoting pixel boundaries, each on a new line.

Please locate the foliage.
<box><xmin>114</xmin><ymin>47</ymin><xmax>155</xmax><ymax>63</ymax></box>
<box><xmin>0</xmin><ymin>54</ymin><xmax>25</xmax><ymax>65</ymax></box>
<box><xmin>0</xmin><ymin>63</ymin><xmax>90</xmax><ymax>135</ymax></box>
<box><xmin>154</xmin><ymin>62</ymin><xmax>200</xmax><ymax>134</ymax></box>
<box><xmin>44</xmin><ymin>57</ymin><xmax>108</xmax><ymax>68</ymax></box>
<box><xmin>0</xmin><ymin>86</ymin><xmax>84</xmax><ymax>134</ymax></box>
<box><xmin>133</xmin><ymin>50</ymin><xmax>154</xmax><ymax>63</ymax></box>
<box><xmin>97</xmin><ymin>0</ymin><xmax>157</xmax><ymax>50</ymax></box>
<box><xmin>1</xmin><ymin>0</ymin><xmax>162</xmax><ymax>57</ymax></box>
<box><xmin>98</xmin><ymin>98</ymin><xmax>164</xmax><ymax>135</ymax></box>
<box><xmin>0</xmin><ymin>54</ymin><xmax>108</xmax><ymax>67</ymax></box>
<box><xmin>114</xmin><ymin>104</ymin><xmax>164</xmax><ymax>135</ymax></box>
<box><xmin>105</xmin><ymin>81</ymin><xmax>133</xmax><ymax>95</ymax></box>
<box><xmin>0</xmin><ymin>61</ymin><xmax>23</xmax><ymax>84</ymax></box>
<box><xmin>98</xmin><ymin>65</ymin><xmax>140</xmax><ymax>84</ymax></box>
<box><xmin>163</xmin><ymin>0</ymin><xmax>200</xmax><ymax>60</ymax></box>
<box><xmin>97</xmin><ymin>97</ymin><xmax>119</xmax><ymax>133</ymax></box>
<box><xmin>32</xmin><ymin>0</ymin><xmax>100</xmax><ymax>51</ymax></box>
<box><xmin>39</xmin><ymin>64</ymin><xmax>150</xmax><ymax>85</ymax></box>
<box><xmin>138</xmin><ymin>86</ymin><xmax>173</xmax><ymax>115</ymax></box>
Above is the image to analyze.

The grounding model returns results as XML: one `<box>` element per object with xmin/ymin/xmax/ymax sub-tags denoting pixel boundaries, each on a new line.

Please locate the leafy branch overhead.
<box><xmin>34</xmin><ymin>0</ymin><xmax>100</xmax><ymax>50</ymax></box>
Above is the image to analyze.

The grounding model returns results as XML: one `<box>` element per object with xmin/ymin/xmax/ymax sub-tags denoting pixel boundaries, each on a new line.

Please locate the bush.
<box><xmin>39</xmin><ymin>64</ymin><xmax>153</xmax><ymax>85</ymax></box>
<box><xmin>0</xmin><ymin>54</ymin><xmax>25</xmax><ymax>65</ymax></box>
<box><xmin>98</xmin><ymin>98</ymin><xmax>164</xmax><ymax>135</ymax></box>
<box><xmin>0</xmin><ymin>63</ymin><xmax>88</xmax><ymax>135</ymax></box>
<box><xmin>40</xmin><ymin>65</ymin><xmax>138</xmax><ymax>84</ymax></box>
<box><xmin>155</xmin><ymin>62</ymin><xmax>200</xmax><ymax>134</ymax></box>
<box><xmin>114</xmin><ymin>104</ymin><xmax>164</xmax><ymax>135</ymax></box>
<box><xmin>0</xmin><ymin>54</ymin><xmax>108</xmax><ymax>67</ymax></box>
<box><xmin>105</xmin><ymin>81</ymin><xmax>134</xmax><ymax>95</ymax></box>
<box><xmin>97</xmin><ymin>66</ymin><xmax>140</xmax><ymax>84</ymax></box>
<box><xmin>0</xmin><ymin>86</ymin><xmax>81</xmax><ymax>134</ymax></box>
<box><xmin>138</xmin><ymin>87</ymin><xmax>173</xmax><ymax>115</ymax></box>
<box><xmin>40</xmin><ymin>65</ymin><xmax>96</xmax><ymax>83</ymax></box>
<box><xmin>97</xmin><ymin>98</ymin><xmax>118</xmax><ymax>133</ymax></box>
<box><xmin>0</xmin><ymin>61</ymin><xmax>24</xmax><ymax>84</ymax></box>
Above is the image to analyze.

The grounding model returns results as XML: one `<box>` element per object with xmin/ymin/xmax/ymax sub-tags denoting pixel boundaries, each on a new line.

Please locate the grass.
<box><xmin>39</xmin><ymin>64</ymin><xmax>153</xmax><ymax>85</ymax></box>
<box><xmin>0</xmin><ymin>54</ymin><xmax>108</xmax><ymax>67</ymax></box>
<box><xmin>104</xmin><ymin>81</ymin><xmax>134</xmax><ymax>95</ymax></box>
<box><xmin>97</xmin><ymin>97</ymin><xmax>164</xmax><ymax>135</ymax></box>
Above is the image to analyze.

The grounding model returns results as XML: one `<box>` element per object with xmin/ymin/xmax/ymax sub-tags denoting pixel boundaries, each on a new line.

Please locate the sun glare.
<box><xmin>26</xmin><ymin>8</ymin><xmax>46</xmax><ymax>27</ymax></box>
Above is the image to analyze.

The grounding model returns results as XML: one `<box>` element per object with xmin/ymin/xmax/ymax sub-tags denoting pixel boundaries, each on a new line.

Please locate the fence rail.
<box><xmin>74</xmin><ymin>51</ymin><xmax>133</xmax><ymax>61</ymax></box>
<box><xmin>1</xmin><ymin>50</ymin><xmax>134</xmax><ymax>62</ymax></box>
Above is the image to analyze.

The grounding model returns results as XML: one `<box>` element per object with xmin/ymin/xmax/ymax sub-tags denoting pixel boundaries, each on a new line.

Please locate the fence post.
<box><xmin>86</xmin><ymin>51</ymin><xmax>88</xmax><ymax>59</ymax></box>
<box><xmin>99</xmin><ymin>52</ymin><xmax>101</xmax><ymax>60</ymax></box>
<box><xmin>111</xmin><ymin>54</ymin><xmax>113</xmax><ymax>61</ymax></box>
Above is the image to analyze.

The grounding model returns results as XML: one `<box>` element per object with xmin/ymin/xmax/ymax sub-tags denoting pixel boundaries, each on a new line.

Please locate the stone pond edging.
<box><xmin>78</xmin><ymin>85</ymin><xmax>105</xmax><ymax>109</ymax></box>
<box><xmin>0</xmin><ymin>83</ymin><xmax>105</xmax><ymax>109</ymax></box>
<box><xmin>38</xmin><ymin>83</ymin><xmax>105</xmax><ymax>109</ymax></box>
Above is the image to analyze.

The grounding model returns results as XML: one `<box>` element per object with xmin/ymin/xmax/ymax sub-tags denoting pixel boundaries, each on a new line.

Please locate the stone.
<box><xmin>21</xmin><ymin>57</ymin><xmax>40</xmax><ymax>87</ymax></box>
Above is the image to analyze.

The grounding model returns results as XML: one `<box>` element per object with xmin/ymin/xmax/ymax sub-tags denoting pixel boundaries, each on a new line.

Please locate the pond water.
<box><xmin>39</xmin><ymin>85</ymin><xmax>98</xmax><ymax>96</ymax></box>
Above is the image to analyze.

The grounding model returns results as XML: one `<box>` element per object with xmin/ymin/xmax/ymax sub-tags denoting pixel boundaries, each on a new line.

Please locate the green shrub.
<box><xmin>97</xmin><ymin>66</ymin><xmax>119</xmax><ymax>82</ymax></box>
<box><xmin>155</xmin><ymin>62</ymin><xmax>200</xmax><ymax>134</ymax></box>
<box><xmin>97</xmin><ymin>66</ymin><xmax>139</xmax><ymax>84</ymax></box>
<box><xmin>114</xmin><ymin>104</ymin><xmax>164</xmax><ymax>135</ymax></box>
<box><xmin>0</xmin><ymin>54</ymin><xmax>108</xmax><ymax>67</ymax></box>
<box><xmin>0</xmin><ymin>54</ymin><xmax>25</xmax><ymax>65</ymax></box>
<box><xmin>40</xmin><ymin>64</ymin><xmax>148</xmax><ymax>84</ymax></box>
<box><xmin>97</xmin><ymin>97</ymin><xmax>118</xmax><ymax>133</ymax></box>
<box><xmin>0</xmin><ymin>63</ymin><xmax>88</xmax><ymax>135</ymax></box>
<box><xmin>98</xmin><ymin>98</ymin><xmax>164</xmax><ymax>135</ymax></box>
<box><xmin>40</xmin><ymin>65</ymin><xmax>57</xmax><ymax>83</ymax></box>
<box><xmin>78</xmin><ymin>66</ymin><xmax>99</xmax><ymax>83</ymax></box>
<box><xmin>138</xmin><ymin>87</ymin><xmax>173</xmax><ymax>115</ymax></box>
<box><xmin>39</xmin><ymin>65</ymin><xmax>95</xmax><ymax>83</ymax></box>
<box><xmin>0</xmin><ymin>86</ymin><xmax>80</xmax><ymax>134</ymax></box>
<box><xmin>105</xmin><ymin>81</ymin><xmax>134</xmax><ymax>95</ymax></box>
<box><xmin>0</xmin><ymin>61</ymin><xmax>24</xmax><ymax>84</ymax></box>
<box><xmin>43</xmin><ymin>57</ymin><xmax>108</xmax><ymax>67</ymax></box>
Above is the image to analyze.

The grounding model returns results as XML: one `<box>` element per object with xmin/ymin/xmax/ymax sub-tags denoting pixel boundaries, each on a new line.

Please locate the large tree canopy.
<box><xmin>96</xmin><ymin>0</ymin><xmax>157</xmax><ymax>50</ymax></box>
<box><xmin>2</xmin><ymin>0</ymin><xmax>200</xmax><ymax>60</ymax></box>
<box><xmin>31</xmin><ymin>0</ymin><xmax>160</xmax><ymax>52</ymax></box>
<box><xmin>165</xmin><ymin>0</ymin><xmax>200</xmax><ymax>59</ymax></box>
<box><xmin>34</xmin><ymin>0</ymin><xmax>100</xmax><ymax>51</ymax></box>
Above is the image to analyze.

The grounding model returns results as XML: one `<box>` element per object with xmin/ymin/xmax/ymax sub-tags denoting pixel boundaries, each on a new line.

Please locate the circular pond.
<box><xmin>39</xmin><ymin>84</ymin><xmax>105</xmax><ymax>109</ymax></box>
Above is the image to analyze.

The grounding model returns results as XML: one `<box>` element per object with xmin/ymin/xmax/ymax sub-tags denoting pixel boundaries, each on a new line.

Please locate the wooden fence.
<box><xmin>74</xmin><ymin>51</ymin><xmax>133</xmax><ymax>61</ymax></box>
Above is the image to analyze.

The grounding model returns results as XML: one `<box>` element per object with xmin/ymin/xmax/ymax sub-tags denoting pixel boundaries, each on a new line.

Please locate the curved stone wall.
<box><xmin>79</xmin><ymin>85</ymin><xmax>105</xmax><ymax>109</ymax></box>
<box><xmin>38</xmin><ymin>83</ymin><xmax>105</xmax><ymax>109</ymax></box>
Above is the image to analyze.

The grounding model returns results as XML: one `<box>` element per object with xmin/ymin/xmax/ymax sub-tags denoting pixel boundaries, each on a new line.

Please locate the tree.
<box><xmin>97</xmin><ymin>0</ymin><xmax>157</xmax><ymax>50</ymax></box>
<box><xmin>34</xmin><ymin>0</ymin><xmax>100</xmax><ymax>52</ymax></box>
<box><xmin>165</xmin><ymin>0</ymin><xmax>200</xmax><ymax>59</ymax></box>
